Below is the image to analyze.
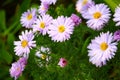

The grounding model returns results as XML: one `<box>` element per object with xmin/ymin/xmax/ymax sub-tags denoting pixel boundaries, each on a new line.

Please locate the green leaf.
<box><xmin>0</xmin><ymin>10</ymin><xmax>6</xmax><ymax>32</ymax></box>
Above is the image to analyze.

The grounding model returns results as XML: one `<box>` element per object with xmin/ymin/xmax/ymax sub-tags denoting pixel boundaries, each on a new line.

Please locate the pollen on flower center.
<box><xmin>21</xmin><ymin>40</ymin><xmax>28</xmax><ymax>48</ymax></box>
<box><xmin>100</xmin><ymin>42</ymin><xmax>108</xmax><ymax>51</ymax></box>
<box><xmin>82</xmin><ymin>0</ymin><xmax>88</xmax><ymax>5</ymax></box>
<box><xmin>27</xmin><ymin>14</ymin><xmax>33</xmax><ymax>20</ymax></box>
<box><xmin>40</xmin><ymin>22</ymin><xmax>45</xmax><ymax>29</ymax></box>
<box><xmin>93</xmin><ymin>12</ymin><xmax>101</xmax><ymax>19</ymax></box>
<box><xmin>58</xmin><ymin>25</ymin><xmax>65</xmax><ymax>33</ymax></box>
<box><xmin>41</xmin><ymin>54</ymin><xmax>46</xmax><ymax>60</ymax></box>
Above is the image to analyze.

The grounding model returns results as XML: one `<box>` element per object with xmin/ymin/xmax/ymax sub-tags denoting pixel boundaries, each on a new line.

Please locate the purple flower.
<box><xmin>58</xmin><ymin>58</ymin><xmax>67</xmax><ymax>67</ymax></box>
<box><xmin>18</xmin><ymin>57</ymin><xmax>27</xmax><ymax>70</ymax></box>
<box><xmin>70</xmin><ymin>14</ymin><xmax>81</xmax><ymax>26</ymax></box>
<box><xmin>113</xmin><ymin>30</ymin><xmax>120</xmax><ymax>41</ymax></box>
<box><xmin>9</xmin><ymin>62</ymin><xmax>22</xmax><ymax>80</ymax></box>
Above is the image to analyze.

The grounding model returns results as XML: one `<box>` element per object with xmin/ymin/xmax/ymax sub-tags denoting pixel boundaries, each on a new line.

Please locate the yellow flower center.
<box><xmin>27</xmin><ymin>14</ymin><xmax>32</xmax><ymax>20</ymax></box>
<box><xmin>100</xmin><ymin>42</ymin><xmax>108</xmax><ymax>51</ymax></box>
<box><xmin>40</xmin><ymin>22</ymin><xmax>45</xmax><ymax>29</ymax></box>
<box><xmin>21</xmin><ymin>40</ymin><xmax>28</xmax><ymax>48</ymax></box>
<box><xmin>41</xmin><ymin>54</ymin><xmax>46</xmax><ymax>60</ymax></box>
<box><xmin>93</xmin><ymin>12</ymin><xmax>102</xmax><ymax>19</ymax></box>
<box><xmin>58</xmin><ymin>25</ymin><xmax>65</xmax><ymax>33</ymax></box>
<box><xmin>82</xmin><ymin>0</ymin><xmax>88</xmax><ymax>5</ymax></box>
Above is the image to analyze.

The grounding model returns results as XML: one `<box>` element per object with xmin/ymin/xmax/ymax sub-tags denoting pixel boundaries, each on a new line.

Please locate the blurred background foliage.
<box><xmin>0</xmin><ymin>0</ymin><xmax>120</xmax><ymax>80</ymax></box>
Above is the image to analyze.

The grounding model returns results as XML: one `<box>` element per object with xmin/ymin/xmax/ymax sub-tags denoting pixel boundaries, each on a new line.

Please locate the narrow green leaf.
<box><xmin>0</xmin><ymin>10</ymin><xmax>6</xmax><ymax>32</ymax></box>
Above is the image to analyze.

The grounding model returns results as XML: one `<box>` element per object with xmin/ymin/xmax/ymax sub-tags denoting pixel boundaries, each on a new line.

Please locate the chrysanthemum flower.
<box><xmin>9</xmin><ymin>62</ymin><xmax>23</xmax><ymax>80</ymax></box>
<box><xmin>33</xmin><ymin>14</ymin><xmax>53</xmax><ymax>35</ymax></box>
<box><xmin>48</xmin><ymin>16</ymin><xmax>75</xmax><ymax>42</ymax></box>
<box><xmin>20</xmin><ymin>8</ymin><xmax>37</xmax><ymax>28</ymax></box>
<box><xmin>58</xmin><ymin>58</ymin><xmax>67</xmax><ymax>67</ymax></box>
<box><xmin>38</xmin><ymin>2</ymin><xmax>50</xmax><ymax>15</ymax></box>
<box><xmin>35</xmin><ymin>46</ymin><xmax>51</xmax><ymax>67</ymax></box>
<box><xmin>83</xmin><ymin>4</ymin><xmax>111</xmax><ymax>30</ymax></box>
<box><xmin>113</xmin><ymin>5</ymin><xmax>120</xmax><ymax>26</ymax></box>
<box><xmin>87</xmin><ymin>32</ymin><xmax>117</xmax><ymax>67</ymax></box>
<box><xmin>76</xmin><ymin>0</ymin><xmax>94</xmax><ymax>13</ymax></box>
<box><xmin>113</xmin><ymin>30</ymin><xmax>120</xmax><ymax>41</ymax></box>
<box><xmin>14</xmin><ymin>30</ymin><xmax>36</xmax><ymax>57</ymax></box>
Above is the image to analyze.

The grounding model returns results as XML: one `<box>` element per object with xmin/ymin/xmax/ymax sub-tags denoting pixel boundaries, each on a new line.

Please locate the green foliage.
<box><xmin>1</xmin><ymin>0</ymin><xmax>120</xmax><ymax>80</ymax></box>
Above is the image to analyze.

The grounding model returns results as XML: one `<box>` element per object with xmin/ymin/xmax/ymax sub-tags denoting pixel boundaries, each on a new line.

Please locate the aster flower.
<box><xmin>48</xmin><ymin>16</ymin><xmax>75</xmax><ymax>42</ymax></box>
<box><xmin>76</xmin><ymin>0</ymin><xmax>94</xmax><ymax>13</ymax></box>
<box><xmin>40</xmin><ymin>0</ymin><xmax>57</xmax><ymax>5</ymax></box>
<box><xmin>113</xmin><ymin>30</ymin><xmax>120</xmax><ymax>41</ymax></box>
<box><xmin>14</xmin><ymin>30</ymin><xmax>36</xmax><ymax>57</ymax></box>
<box><xmin>82</xmin><ymin>4</ymin><xmax>111</xmax><ymax>30</ymax></box>
<box><xmin>33</xmin><ymin>14</ymin><xmax>53</xmax><ymax>35</ymax></box>
<box><xmin>70</xmin><ymin>14</ymin><xmax>82</xmax><ymax>26</ymax></box>
<box><xmin>113</xmin><ymin>5</ymin><xmax>120</xmax><ymax>26</ymax></box>
<box><xmin>87</xmin><ymin>32</ymin><xmax>117</xmax><ymax>67</ymax></box>
<box><xmin>9</xmin><ymin>62</ymin><xmax>23</xmax><ymax>80</ymax></box>
<box><xmin>58</xmin><ymin>58</ymin><xmax>67</xmax><ymax>67</ymax></box>
<box><xmin>20</xmin><ymin>8</ymin><xmax>37</xmax><ymax>28</ymax></box>
<box><xmin>35</xmin><ymin>46</ymin><xmax>51</xmax><ymax>67</ymax></box>
<box><xmin>38</xmin><ymin>2</ymin><xmax>50</xmax><ymax>15</ymax></box>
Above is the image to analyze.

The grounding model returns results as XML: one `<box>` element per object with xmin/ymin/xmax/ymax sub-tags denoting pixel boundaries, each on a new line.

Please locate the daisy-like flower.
<box><xmin>48</xmin><ymin>16</ymin><xmax>75</xmax><ymax>42</ymax></box>
<box><xmin>113</xmin><ymin>5</ymin><xmax>120</xmax><ymax>26</ymax></box>
<box><xmin>113</xmin><ymin>30</ymin><xmax>120</xmax><ymax>41</ymax></box>
<box><xmin>58</xmin><ymin>58</ymin><xmax>67</xmax><ymax>67</ymax></box>
<box><xmin>20</xmin><ymin>8</ymin><xmax>37</xmax><ymax>28</ymax></box>
<box><xmin>76</xmin><ymin>0</ymin><xmax>94</xmax><ymax>13</ymax></box>
<box><xmin>38</xmin><ymin>2</ymin><xmax>50</xmax><ymax>15</ymax></box>
<box><xmin>9</xmin><ymin>62</ymin><xmax>23</xmax><ymax>80</ymax></box>
<box><xmin>87</xmin><ymin>32</ymin><xmax>117</xmax><ymax>67</ymax></box>
<box><xmin>35</xmin><ymin>46</ymin><xmax>51</xmax><ymax>67</ymax></box>
<box><xmin>40</xmin><ymin>0</ymin><xmax>57</xmax><ymax>5</ymax></box>
<box><xmin>14</xmin><ymin>30</ymin><xmax>36</xmax><ymax>57</ymax></box>
<box><xmin>33</xmin><ymin>14</ymin><xmax>53</xmax><ymax>35</ymax></box>
<box><xmin>83</xmin><ymin>4</ymin><xmax>111</xmax><ymax>30</ymax></box>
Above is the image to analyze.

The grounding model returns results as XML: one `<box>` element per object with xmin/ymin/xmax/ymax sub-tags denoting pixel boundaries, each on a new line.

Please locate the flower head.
<box><xmin>113</xmin><ymin>30</ymin><xmax>120</xmax><ymax>41</ymax></box>
<box><xmin>38</xmin><ymin>2</ymin><xmax>50</xmax><ymax>15</ymax></box>
<box><xmin>87</xmin><ymin>32</ymin><xmax>117</xmax><ymax>67</ymax></box>
<box><xmin>14</xmin><ymin>30</ymin><xmax>36</xmax><ymax>57</ymax></box>
<box><xmin>9</xmin><ymin>62</ymin><xmax>22</xmax><ymax>80</ymax></box>
<box><xmin>33</xmin><ymin>14</ymin><xmax>53</xmax><ymax>35</ymax></box>
<box><xmin>58</xmin><ymin>58</ymin><xmax>67</xmax><ymax>67</ymax></box>
<box><xmin>48</xmin><ymin>16</ymin><xmax>75</xmax><ymax>42</ymax></box>
<box><xmin>113</xmin><ymin>5</ymin><xmax>120</xmax><ymax>26</ymax></box>
<box><xmin>82</xmin><ymin>4</ymin><xmax>111</xmax><ymax>30</ymax></box>
<box><xmin>70</xmin><ymin>14</ymin><xmax>82</xmax><ymax>26</ymax></box>
<box><xmin>18</xmin><ymin>57</ymin><xmax>27</xmax><ymax>70</ymax></box>
<box><xmin>76</xmin><ymin>0</ymin><xmax>94</xmax><ymax>13</ymax></box>
<box><xmin>20</xmin><ymin>8</ymin><xmax>37</xmax><ymax>28</ymax></box>
<box><xmin>40</xmin><ymin>0</ymin><xmax>57</xmax><ymax>5</ymax></box>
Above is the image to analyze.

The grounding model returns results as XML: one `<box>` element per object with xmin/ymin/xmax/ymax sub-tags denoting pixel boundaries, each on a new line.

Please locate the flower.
<box><xmin>38</xmin><ymin>2</ymin><xmax>50</xmax><ymax>15</ymax></box>
<box><xmin>82</xmin><ymin>4</ymin><xmax>111</xmax><ymax>30</ymax></box>
<box><xmin>48</xmin><ymin>16</ymin><xmax>75</xmax><ymax>42</ymax></box>
<box><xmin>18</xmin><ymin>57</ymin><xmax>27</xmax><ymax>70</ymax></box>
<box><xmin>70</xmin><ymin>14</ymin><xmax>82</xmax><ymax>26</ymax></box>
<box><xmin>87</xmin><ymin>32</ymin><xmax>117</xmax><ymax>67</ymax></box>
<box><xmin>14</xmin><ymin>30</ymin><xmax>36</xmax><ymax>57</ymax></box>
<box><xmin>33</xmin><ymin>14</ymin><xmax>53</xmax><ymax>35</ymax></box>
<box><xmin>20</xmin><ymin>8</ymin><xmax>37</xmax><ymax>28</ymax></box>
<box><xmin>58</xmin><ymin>58</ymin><xmax>67</xmax><ymax>67</ymax></box>
<box><xmin>35</xmin><ymin>46</ymin><xmax>51</xmax><ymax>67</ymax></box>
<box><xmin>113</xmin><ymin>5</ymin><xmax>120</xmax><ymax>26</ymax></box>
<box><xmin>40</xmin><ymin>0</ymin><xmax>57</xmax><ymax>5</ymax></box>
<box><xmin>113</xmin><ymin>30</ymin><xmax>120</xmax><ymax>41</ymax></box>
<box><xmin>76</xmin><ymin>0</ymin><xmax>94</xmax><ymax>13</ymax></box>
<box><xmin>9</xmin><ymin>62</ymin><xmax>23</xmax><ymax>80</ymax></box>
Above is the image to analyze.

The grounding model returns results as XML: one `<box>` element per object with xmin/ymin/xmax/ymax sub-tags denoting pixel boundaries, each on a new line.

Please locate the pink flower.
<box><xmin>18</xmin><ymin>57</ymin><xmax>27</xmax><ymax>70</ymax></box>
<box><xmin>58</xmin><ymin>58</ymin><xmax>67</xmax><ymax>67</ymax></box>
<box><xmin>9</xmin><ymin>62</ymin><xmax>23</xmax><ymax>80</ymax></box>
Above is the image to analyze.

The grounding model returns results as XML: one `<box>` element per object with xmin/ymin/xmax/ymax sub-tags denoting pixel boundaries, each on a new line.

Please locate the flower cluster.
<box><xmin>9</xmin><ymin>0</ymin><xmax>120</xmax><ymax>79</ymax></box>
